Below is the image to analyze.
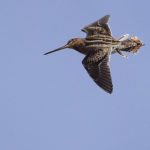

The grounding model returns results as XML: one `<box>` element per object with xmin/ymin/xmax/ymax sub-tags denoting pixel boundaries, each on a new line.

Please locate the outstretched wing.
<box><xmin>82</xmin><ymin>50</ymin><xmax>113</xmax><ymax>94</ymax></box>
<box><xmin>81</xmin><ymin>15</ymin><xmax>112</xmax><ymax>37</ymax></box>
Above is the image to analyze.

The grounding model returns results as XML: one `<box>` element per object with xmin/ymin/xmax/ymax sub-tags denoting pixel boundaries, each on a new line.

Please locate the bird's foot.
<box><xmin>116</xmin><ymin>49</ymin><xmax>128</xmax><ymax>58</ymax></box>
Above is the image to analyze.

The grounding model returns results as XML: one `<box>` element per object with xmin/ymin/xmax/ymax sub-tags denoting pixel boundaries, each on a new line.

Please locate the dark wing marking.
<box><xmin>82</xmin><ymin>50</ymin><xmax>113</xmax><ymax>94</ymax></box>
<box><xmin>81</xmin><ymin>15</ymin><xmax>112</xmax><ymax>37</ymax></box>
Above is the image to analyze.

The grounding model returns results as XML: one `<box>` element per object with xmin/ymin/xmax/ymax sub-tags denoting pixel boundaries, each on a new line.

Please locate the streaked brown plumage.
<box><xmin>44</xmin><ymin>15</ymin><xmax>144</xmax><ymax>94</ymax></box>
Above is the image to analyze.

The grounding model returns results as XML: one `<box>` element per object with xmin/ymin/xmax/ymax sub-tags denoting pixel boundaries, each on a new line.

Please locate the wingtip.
<box><xmin>101</xmin><ymin>15</ymin><xmax>111</xmax><ymax>24</ymax></box>
<box><xmin>103</xmin><ymin>87</ymin><xmax>113</xmax><ymax>94</ymax></box>
<box><xmin>105</xmin><ymin>14</ymin><xmax>111</xmax><ymax>18</ymax></box>
<box><xmin>108</xmin><ymin>89</ymin><xmax>113</xmax><ymax>94</ymax></box>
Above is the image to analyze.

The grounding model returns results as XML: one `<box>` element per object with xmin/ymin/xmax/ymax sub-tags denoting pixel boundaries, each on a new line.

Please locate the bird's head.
<box><xmin>44</xmin><ymin>38</ymin><xmax>85</xmax><ymax>55</ymax></box>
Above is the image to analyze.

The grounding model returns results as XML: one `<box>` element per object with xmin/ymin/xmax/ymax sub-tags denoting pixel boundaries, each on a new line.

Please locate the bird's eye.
<box><xmin>68</xmin><ymin>39</ymin><xmax>74</xmax><ymax>44</ymax></box>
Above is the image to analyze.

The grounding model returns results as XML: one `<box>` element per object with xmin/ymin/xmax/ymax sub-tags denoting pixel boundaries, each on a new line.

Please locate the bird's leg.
<box><xmin>116</xmin><ymin>48</ymin><xmax>128</xmax><ymax>58</ymax></box>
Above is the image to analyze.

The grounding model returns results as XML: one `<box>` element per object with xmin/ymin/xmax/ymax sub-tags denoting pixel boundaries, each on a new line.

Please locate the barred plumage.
<box><xmin>44</xmin><ymin>15</ymin><xmax>144</xmax><ymax>94</ymax></box>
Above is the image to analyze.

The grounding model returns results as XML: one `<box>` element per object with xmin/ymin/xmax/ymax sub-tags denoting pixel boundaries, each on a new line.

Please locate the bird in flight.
<box><xmin>44</xmin><ymin>15</ymin><xmax>144</xmax><ymax>94</ymax></box>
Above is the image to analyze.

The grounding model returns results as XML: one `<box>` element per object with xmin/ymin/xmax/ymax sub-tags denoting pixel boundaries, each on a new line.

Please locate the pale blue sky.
<box><xmin>0</xmin><ymin>0</ymin><xmax>150</xmax><ymax>150</ymax></box>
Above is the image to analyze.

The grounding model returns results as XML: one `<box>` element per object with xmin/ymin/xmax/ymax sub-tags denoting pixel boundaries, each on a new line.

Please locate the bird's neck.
<box><xmin>72</xmin><ymin>39</ymin><xmax>88</xmax><ymax>55</ymax></box>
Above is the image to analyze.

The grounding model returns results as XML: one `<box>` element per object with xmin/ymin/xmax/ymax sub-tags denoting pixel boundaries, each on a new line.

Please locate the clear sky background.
<box><xmin>0</xmin><ymin>0</ymin><xmax>150</xmax><ymax>150</ymax></box>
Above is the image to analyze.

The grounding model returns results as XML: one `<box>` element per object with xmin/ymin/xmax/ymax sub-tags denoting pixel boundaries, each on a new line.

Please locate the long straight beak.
<box><xmin>44</xmin><ymin>44</ymin><xmax>69</xmax><ymax>55</ymax></box>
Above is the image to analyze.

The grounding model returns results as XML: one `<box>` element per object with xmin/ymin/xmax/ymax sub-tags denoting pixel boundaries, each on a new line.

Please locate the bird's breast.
<box><xmin>73</xmin><ymin>45</ymin><xmax>89</xmax><ymax>55</ymax></box>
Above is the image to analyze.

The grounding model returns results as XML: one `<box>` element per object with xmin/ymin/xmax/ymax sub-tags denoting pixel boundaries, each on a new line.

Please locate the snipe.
<box><xmin>44</xmin><ymin>15</ymin><xmax>144</xmax><ymax>94</ymax></box>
